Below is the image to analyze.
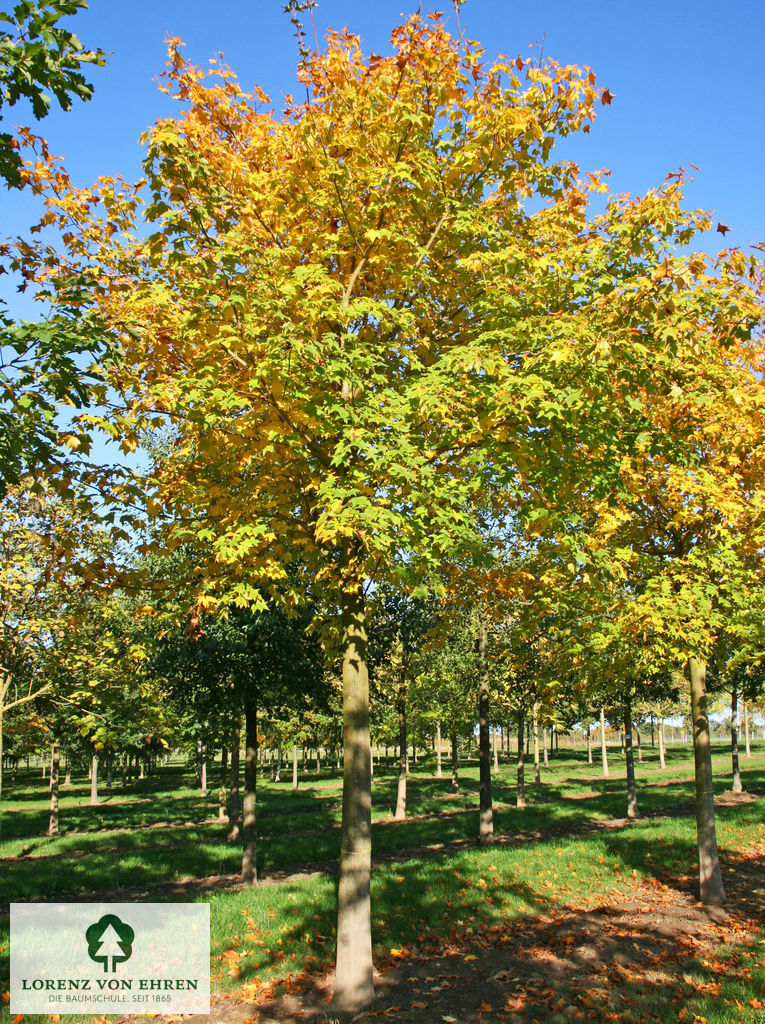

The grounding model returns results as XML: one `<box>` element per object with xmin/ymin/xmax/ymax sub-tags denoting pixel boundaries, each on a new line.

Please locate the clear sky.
<box><xmin>2</xmin><ymin>0</ymin><xmax>764</xmax><ymax>310</ymax></box>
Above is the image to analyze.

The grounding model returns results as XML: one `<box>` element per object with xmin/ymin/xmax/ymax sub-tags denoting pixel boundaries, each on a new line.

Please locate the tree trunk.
<box><xmin>90</xmin><ymin>754</ymin><xmax>98</xmax><ymax>806</ymax></box>
<box><xmin>624</xmin><ymin>701</ymin><xmax>638</xmax><ymax>818</ymax></box>
<box><xmin>333</xmin><ymin>584</ymin><xmax>374</xmax><ymax>1012</ymax></box>
<box><xmin>436</xmin><ymin>722</ymin><xmax>442</xmax><ymax>779</ymax></box>
<box><xmin>516</xmin><ymin>710</ymin><xmax>526</xmax><ymax>808</ymax></box>
<box><xmin>219</xmin><ymin>747</ymin><xmax>228</xmax><ymax>821</ymax></box>
<box><xmin>731</xmin><ymin>684</ymin><xmax>743</xmax><ymax>793</ymax></box>
<box><xmin>451</xmin><ymin>731</ymin><xmax>459</xmax><ymax>792</ymax></box>
<box><xmin>275</xmin><ymin>746</ymin><xmax>282</xmax><ymax>784</ymax></box>
<box><xmin>636</xmin><ymin>725</ymin><xmax>643</xmax><ymax>764</ymax></box>
<box><xmin>292</xmin><ymin>744</ymin><xmax>299</xmax><ymax>791</ymax></box>
<box><xmin>228</xmin><ymin>714</ymin><xmax>241</xmax><ymax>842</ymax></box>
<box><xmin>542</xmin><ymin>726</ymin><xmax>549</xmax><ymax>768</ymax></box>
<box><xmin>659</xmin><ymin>715</ymin><xmax>667</xmax><ymax>770</ymax></box>
<box><xmin>48</xmin><ymin>737</ymin><xmax>60</xmax><ymax>836</ymax></box>
<box><xmin>744</xmin><ymin>701</ymin><xmax>752</xmax><ymax>758</ymax></box>
<box><xmin>477</xmin><ymin>611</ymin><xmax>493</xmax><ymax>845</ymax></box>
<box><xmin>492</xmin><ymin>727</ymin><xmax>499</xmax><ymax>773</ymax></box>
<box><xmin>600</xmin><ymin>707</ymin><xmax>609</xmax><ymax>777</ymax></box>
<box><xmin>533</xmin><ymin>704</ymin><xmax>540</xmax><ymax>784</ymax></box>
<box><xmin>316</xmin><ymin>749</ymin><xmax>321</xmax><ymax>775</ymax></box>
<box><xmin>586</xmin><ymin>725</ymin><xmax>593</xmax><ymax>765</ymax></box>
<box><xmin>201</xmin><ymin>746</ymin><xmax>207</xmax><ymax>797</ymax></box>
<box><xmin>689</xmin><ymin>658</ymin><xmax>726</xmax><ymax>904</ymax></box>
<box><xmin>241</xmin><ymin>696</ymin><xmax>258</xmax><ymax>884</ymax></box>
<box><xmin>395</xmin><ymin>686</ymin><xmax>407</xmax><ymax>820</ymax></box>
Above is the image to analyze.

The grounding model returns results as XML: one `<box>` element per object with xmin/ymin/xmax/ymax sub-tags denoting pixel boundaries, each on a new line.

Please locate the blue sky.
<box><xmin>2</xmin><ymin>0</ymin><xmax>764</xmax><ymax>307</ymax></box>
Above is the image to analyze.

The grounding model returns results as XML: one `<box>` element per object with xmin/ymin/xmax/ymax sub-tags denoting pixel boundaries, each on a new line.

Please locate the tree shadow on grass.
<box><xmin>237</xmin><ymin>847</ymin><xmax>765</xmax><ymax>1024</ymax></box>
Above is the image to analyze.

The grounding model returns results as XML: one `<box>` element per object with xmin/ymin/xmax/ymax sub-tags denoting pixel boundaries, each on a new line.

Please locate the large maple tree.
<box><xmin>21</xmin><ymin>12</ymin><xmax>764</xmax><ymax>1006</ymax></box>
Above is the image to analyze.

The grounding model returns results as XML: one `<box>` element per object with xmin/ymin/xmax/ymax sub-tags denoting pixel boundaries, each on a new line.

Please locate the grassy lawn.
<box><xmin>1</xmin><ymin>741</ymin><xmax>764</xmax><ymax>1022</ymax></box>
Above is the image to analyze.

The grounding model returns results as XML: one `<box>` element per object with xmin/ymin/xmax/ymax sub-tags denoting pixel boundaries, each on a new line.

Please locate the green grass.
<box><xmin>2</xmin><ymin>742</ymin><xmax>764</xmax><ymax>1022</ymax></box>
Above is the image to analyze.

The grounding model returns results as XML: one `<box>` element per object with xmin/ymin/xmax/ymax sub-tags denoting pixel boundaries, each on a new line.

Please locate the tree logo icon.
<box><xmin>86</xmin><ymin>914</ymin><xmax>135</xmax><ymax>972</ymax></box>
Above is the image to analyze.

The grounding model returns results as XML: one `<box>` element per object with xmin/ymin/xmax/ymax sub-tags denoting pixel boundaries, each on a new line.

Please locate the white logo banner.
<box><xmin>11</xmin><ymin>902</ymin><xmax>210</xmax><ymax>1014</ymax></box>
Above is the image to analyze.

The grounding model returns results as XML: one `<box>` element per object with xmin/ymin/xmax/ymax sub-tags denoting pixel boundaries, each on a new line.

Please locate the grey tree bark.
<box><xmin>731</xmin><ymin>684</ymin><xmax>743</xmax><ymax>793</ymax></box>
<box><xmin>477</xmin><ymin>611</ymin><xmax>493</xmax><ymax>845</ymax></box>
<box><xmin>332</xmin><ymin>584</ymin><xmax>374</xmax><ymax>1011</ymax></box>
<box><xmin>241</xmin><ymin>697</ymin><xmax>257</xmax><ymax>883</ymax></box>
<box><xmin>451</xmin><ymin>731</ymin><xmax>459</xmax><ymax>792</ymax></box>
<box><xmin>600</xmin><ymin>706</ymin><xmax>609</xmax><ymax>777</ymax></box>
<box><xmin>90</xmin><ymin>754</ymin><xmax>98</xmax><ymax>806</ymax></box>
<box><xmin>689</xmin><ymin>658</ymin><xmax>726</xmax><ymax>904</ymax></box>
<box><xmin>48</xmin><ymin>737</ymin><xmax>60</xmax><ymax>836</ymax></box>
<box><xmin>516</xmin><ymin>710</ymin><xmax>526</xmax><ymax>808</ymax></box>
<box><xmin>227</xmin><ymin>714</ymin><xmax>241</xmax><ymax>842</ymax></box>
<box><xmin>624</xmin><ymin>701</ymin><xmax>638</xmax><ymax>818</ymax></box>
<box><xmin>218</xmin><ymin>746</ymin><xmax>228</xmax><ymax>821</ymax></box>
<box><xmin>395</xmin><ymin>685</ymin><xmax>407</xmax><ymax>820</ymax></box>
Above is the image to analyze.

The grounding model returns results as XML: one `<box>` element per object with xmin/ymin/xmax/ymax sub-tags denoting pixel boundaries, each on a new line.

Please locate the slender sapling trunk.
<box><xmin>90</xmin><ymin>754</ymin><xmax>98</xmax><ymax>806</ymax></box>
<box><xmin>228</xmin><ymin>714</ymin><xmax>241</xmax><ymax>842</ymax></box>
<box><xmin>477</xmin><ymin>611</ymin><xmax>493</xmax><ymax>845</ymax></box>
<box><xmin>731</xmin><ymin>684</ymin><xmax>743</xmax><ymax>793</ymax></box>
<box><xmin>600</xmin><ymin>707</ymin><xmax>609</xmax><ymax>777</ymax></box>
<box><xmin>48</xmin><ymin>737</ymin><xmax>60</xmax><ymax>836</ymax></box>
<box><xmin>395</xmin><ymin>686</ymin><xmax>407</xmax><ymax>820</ymax></box>
<box><xmin>516</xmin><ymin>710</ymin><xmax>526</xmax><ymax>808</ymax></box>
<box><xmin>624</xmin><ymin>701</ymin><xmax>638</xmax><ymax>818</ymax></box>
<box><xmin>241</xmin><ymin>697</ymin><xmax>257</xmax><ymax>883</ymax></box>
<box><xmin>332</xmin><ymin>583</ymin><xmax>374</xmax><ymax>1011</ymax></box>
<box><xmin>689</xmin><ymin>658</ymin><xmax>726</xmax><ymax>904</ymax></box>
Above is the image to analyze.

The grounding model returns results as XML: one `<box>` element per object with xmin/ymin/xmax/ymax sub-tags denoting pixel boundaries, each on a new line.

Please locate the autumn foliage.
<box><xmin>9</xmin><ymin>9</ymin><xmax>765</xmax><ymax>1010</ymax></box>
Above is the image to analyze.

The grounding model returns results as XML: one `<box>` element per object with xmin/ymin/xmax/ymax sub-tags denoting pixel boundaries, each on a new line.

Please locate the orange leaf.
<box><xmin>601</xmin><ymin>88</ymin><xmax>613</xmax><ymax>105</ymax></box>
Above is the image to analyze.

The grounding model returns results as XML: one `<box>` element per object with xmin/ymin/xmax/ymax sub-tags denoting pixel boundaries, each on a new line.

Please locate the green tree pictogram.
<box><xmin>85</xmin><ymin>914</ymin><xmax>134</xmax><ymax>972</ymax></box>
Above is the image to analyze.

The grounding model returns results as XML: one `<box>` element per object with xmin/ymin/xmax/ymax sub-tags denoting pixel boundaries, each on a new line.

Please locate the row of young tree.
<box><xmin>4</xmin><ymin>498</ymin><xmax>764</xmax><ymax>844</ymax></box>
<box><xmin>2</xmin><ymin>6</ymin><xmax>765</xmax><ymax>1011</ymax></box>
